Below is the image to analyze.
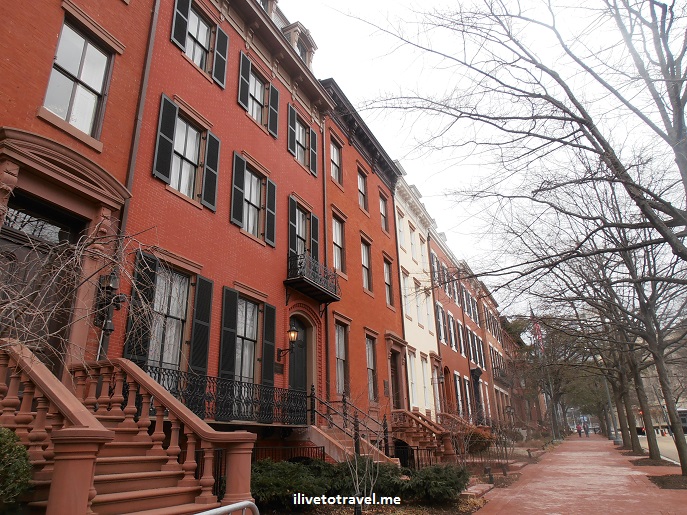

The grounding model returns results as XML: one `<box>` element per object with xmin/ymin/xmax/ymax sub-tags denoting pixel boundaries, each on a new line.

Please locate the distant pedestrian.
<box><xmin>576</xmin><ymin>424</ymin><xmax>582</xmax><ymax>437</ymax></box>
<box><xmin>583</xmin><ymin>423</ymin><xmax>590</xmax><ymax>437</ymax></box>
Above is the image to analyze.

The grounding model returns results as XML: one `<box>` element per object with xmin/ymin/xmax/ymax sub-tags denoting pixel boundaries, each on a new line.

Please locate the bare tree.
<box><xmin>364</xmin><ymin>0</ymin><xmax>687</xmax><ymax>267</ymax></box>
<box><xmin>0</xmin><ymin>211</ymin><xmax>160</xmax><ymax>373</ymax></box>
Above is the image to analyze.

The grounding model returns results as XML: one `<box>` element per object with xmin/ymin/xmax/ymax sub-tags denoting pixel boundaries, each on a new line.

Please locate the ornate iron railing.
<box><xmin>287</xmin><ymin>253</ymin><xmax>341</xmax><ymax>298</ymax></box>
<box><xmin>392</xmin><ymin>445</ymin><xmax>439</xmax><ymax>470</ymax></box>
<box><xmin>252</xmin><ymin>445</ymin><xmax>325</xmax><ymax>463</ymax></box>
<box><xmin>143</xmin><ymin>365</ymin><xmax>308</xmax><ymax>425</ymax></box>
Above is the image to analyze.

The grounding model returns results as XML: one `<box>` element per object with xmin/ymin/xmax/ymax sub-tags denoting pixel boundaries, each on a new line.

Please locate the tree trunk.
<box><xmin>618</xmin><ymin>363</ymin><xmax>644</xmax><ymax>455</ymax></box>
<box><xmin>621</xmin><ymin>384</ymin><xmax>644</xmax><ymax>455</ymax></box>
<box><xmin>633</xmin><ymin>364</ymin><xmax>660</xmax><ymax>459</ymax></box>
<box><xmin>612</xmin><ymin>382</ymin><xmax>631</xmax><ymax>448</ymax></box>
<box><xmin>598</xmin><ymin>408</ymin><xmax>608</xmax><ymax>437</ymax></box>
<box><xmin>654</xmin><ymin>354</ymin><xmax>687</xmax><ymax>475</ymax></box>
<box><xmin>550</xmin><ymin>396</ymin><xmax>561</xmax><ymax>440</ymax></box>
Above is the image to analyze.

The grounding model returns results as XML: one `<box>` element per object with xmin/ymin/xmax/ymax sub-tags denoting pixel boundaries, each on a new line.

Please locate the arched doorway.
<box><xmin>289</xmin><ymin>316</ymin><xmax>308</xmax><ymax>391</ymax></box>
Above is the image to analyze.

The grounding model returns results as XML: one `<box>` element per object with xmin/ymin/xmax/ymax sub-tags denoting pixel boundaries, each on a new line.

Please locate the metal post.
<box><xmin>354</xmin><ymin>412</ymin><xmax>360</xmax><ymax>455</ymax></box>
<box><xmin>383</xmin><ymin>414</ymin><xmax>389</xmax><ymax>456</ymax></box>
<box><xmin>310</xmin><ymin>384</ymin><xmax>316</xmax><ymax>426</ymax></box>
<box><xmin>342</xmin><ymin>392</ymin><xmax>348</xmax><ymax>429</ymax></box>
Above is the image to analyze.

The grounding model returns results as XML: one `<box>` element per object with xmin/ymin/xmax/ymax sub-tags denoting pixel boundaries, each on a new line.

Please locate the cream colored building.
<box><xmin>394</xmin><ymin>171</ymin><xmax>441</xmax><ymax>420</ymax></box>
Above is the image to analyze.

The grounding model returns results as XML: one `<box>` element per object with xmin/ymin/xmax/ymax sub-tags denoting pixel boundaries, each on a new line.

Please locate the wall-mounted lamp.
<box><xmin>95</xmin><ymin>271</ymin><xmax>124</xmax><ymax>334</ymax></box>
<box><xmin>277</xmin><ymin>323</ymin><xmax>300</xmax><ymax>360</ymax></box>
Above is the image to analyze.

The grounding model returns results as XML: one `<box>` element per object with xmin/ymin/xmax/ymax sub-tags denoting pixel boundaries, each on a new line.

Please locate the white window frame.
<box><xmin>335</xmin><ymin>322</ymin><xmax>347</xmax><ymax>395</ymax></box>
<box><xmin>408</xmin><ymin>351</ymin><xmax>417</xmax><ymax>408</ymax></box>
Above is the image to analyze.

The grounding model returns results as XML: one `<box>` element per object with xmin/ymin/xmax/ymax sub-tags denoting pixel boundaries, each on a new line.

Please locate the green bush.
<box><xmin>465</xmin><ymin>427</ymin><xmax>495</xmax><ymax>454</ymax></box>
<box><xmin>251</xmin><ymin>457</ymin><xmax>470</xmax><ymax>509</ymax></box>
<box><xmin>251</xmin><ymin>459</ymin><xmax>328</xmax><ymax>511</ymax></box>
<box><xmin>404</xmin><ymin>464</ymin><xmax>469</xmax><ymax>504</ymax></box>
<box><xmin>0</xmin><ymin>428</ymin><xmax>31</xmax><ymax>506</ymax></box>
<box><xmin>325</xmin><ymin>457</ymin><xmax>405</xmax><ymax>498</ymax></box>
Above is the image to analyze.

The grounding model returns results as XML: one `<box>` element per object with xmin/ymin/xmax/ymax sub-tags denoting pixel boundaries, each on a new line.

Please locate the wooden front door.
<box><xmin>289</xmin><ymin>316</ymin><xmax>307</xmax><ymax>391</ymax></box>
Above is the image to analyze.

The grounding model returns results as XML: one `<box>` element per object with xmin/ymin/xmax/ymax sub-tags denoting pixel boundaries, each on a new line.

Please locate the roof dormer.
<box><xmin>281</xmin><ymin>21</ymin><xmax>317</xmax><ymax>69</ymax></box>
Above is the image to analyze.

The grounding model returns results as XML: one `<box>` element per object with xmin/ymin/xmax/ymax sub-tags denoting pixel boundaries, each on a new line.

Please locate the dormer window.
<box><xmin>297</xmin><ymin>39</ymin><xmax>307</xmax><ymax>61</ymax></box>
<box><xmin>281</xmin><ymin>22</ymin><xmax>316</xmax><ymax>69</ymax></box>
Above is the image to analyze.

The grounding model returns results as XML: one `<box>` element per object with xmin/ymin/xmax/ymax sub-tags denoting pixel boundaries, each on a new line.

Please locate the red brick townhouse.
<box><xmin>113</xmin><ymin>0</ymin><xmax>337</xmax><ymax>430</ymax></box>
<box><xmin>0</xmin><ymin>0</ymin><xmax>153</xmax><ymax>373</ymax></box>
<box><xmin>319</xmin><ymin>78</ymin><xmax>406</xmax><ymax>426</ymax></box>
<box><xmin>428</xmin><ymin>229</ymin><xmax>498</xmax><ymax>426</ymax></box>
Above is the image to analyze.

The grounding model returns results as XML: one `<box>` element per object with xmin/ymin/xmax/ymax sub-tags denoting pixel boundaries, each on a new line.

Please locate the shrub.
<box><xmin>334</xmin><ymin>458</ymin><xmax>405</xmax><ymax>497</ymax></box>
<box><xmin>0</xmin><ymin>428</ymin><xmax>31</xmax><ymax>506</ymax></box>
<box><xmin>465</xmin><ymin>427</ymin><xmax>496</xmax><ymax>454</ymax></box>
<box><xmin>251</xmin><ymin>459</ymin><xmax>328</xmax><ymax>511</ymax></box>
<box><xmin>405</xmin><ymin>464</ymin><xmax>469</xmax><ymax>504</ymax></box>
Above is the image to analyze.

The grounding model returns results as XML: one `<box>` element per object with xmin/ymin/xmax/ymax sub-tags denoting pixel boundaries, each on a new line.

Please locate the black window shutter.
<box><xmin>238</xmin><ymin>52</ymin><xmax>251</xmax><ymax>110</ymax></box>
<box><xmin>287</xmin><ymin>104</ymin><xmax>296</xmax><ymax>156</ymax></box>
<box><xmin>310</xmin><ymin>213</ymin><xmax>319</xmax><ymax>262</ymax></box>
<box><xmin>268</xmin><ymin>85</ymin><xmax>279</xmax><ymax>137</ymax></box>
<box><xmin>171</xmin><ymin>0</ymin><xmax>191</xmax><ymax>50</ymax></box>
<box><xmin>261</xmin><ymin>303</ymin><xmax>276</xmax><ymax>386</ymax></box>
<box><xmin>309</xmin><ymin>128</ymin><xmax>318</xmax><ymax>175</ymax></box>
<box><xmin>443</xmin><ymin>311</ymin><xmax>449</xmax><ymax>343</ymax></box>
<box><xmin>219</xmin><ymin>287</ymin><xmax>238</xmax><ymax>379</ymax></box>
<box><xmin>124</xmin><ymin>251</ymin><xmax>158</xmax><ymax>366</ymax></box>
<box><xmin>189</xmin><ymin>276</ymin><xmax>213</xmax><ymax>374</ymax></box>
<box><xmin>230</xmin><ymin>152</ymin><xmax>246</xmax><ymax>226</ymax></box>
<box><xmin>201</xmin><ymin>131</ymin><xmax>220</xmax><ymax>211</ymax></box>
<box><xmin>288</xmin><ymin>196</ymin><xmax>297</xmax><ymax>257</ymax></box>
<box><xmin>434</xmin><ymin>305</ymin><xmax>441</xmax><ymax>340</ymax></box>
<box><xmin>212</xmin><ymin>26</ymin><xmax>229</xmax><ymax>88</ymax></box>
<box><xmin>265</xmin><ymin>179</ymin><xmax>277</xmax><ymax>247</ymax></box>
<box><xmin>153</xmin><ymin>95</ymin><xmax>178</xmax><ymax>184</ymax></box>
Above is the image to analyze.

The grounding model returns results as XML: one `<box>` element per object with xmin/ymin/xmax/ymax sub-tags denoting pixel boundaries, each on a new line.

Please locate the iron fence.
<box><xmin>252</xmin><ymin>446</ymin><xmax>325</xmax><ymax>463</ymax></box>
<box><xmin>392</xmin><ymin>445</ymin><xmax>439</xmax><ymax>470</ymax></box>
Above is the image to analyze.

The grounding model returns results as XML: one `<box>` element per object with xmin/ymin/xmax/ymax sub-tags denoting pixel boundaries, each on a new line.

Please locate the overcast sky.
<box><xmin>277</xmin><ymin>0</ymin><xmax>487</xmax><ymax>264</ymax></box>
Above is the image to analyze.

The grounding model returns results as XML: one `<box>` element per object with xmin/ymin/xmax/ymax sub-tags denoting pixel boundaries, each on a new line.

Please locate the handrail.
<box><xmin>312</xmin><ymin>392</ymin><xmax>384</xmax><ymax>444</ymax></box>
<box><xmin>4</xmin><ymin>341</ymin><xmax>112</xmax><ymax>434</ymax></box>
<box><xmin>311</xmin><ymin>396</ymin><xmax>354</xmax><ymax>438</ymax></box>
<box><xmin>1</xmin><ymin>341</ymin><xmax>114</xmax><ymax>515</ymax></box>
<box><xmin>392</xmin><ymin>409</ymin><xmax>446</xmax><ymax>437</ymax></box>
<box><xmin>196</xmin><ymin>500</ymin><xmax>259</xmax><ymax>515</ymax></box>
<box><xmin>112</xmin><ymin>358</ymin><xmax>256</xmax><ymax>445</ymax></box>
<box><xmin>413</xmin><ymin>410</ymin><xmax>448</xmax><ymax>435</ymax></box>
<box><xmin>331</xmin><ymin>397</ymin><xmax>385</xmax><ymax>434</ymax></box>
<box><xmin>437</xmin><ymin>411</ymin><xmax>472</xmax><ymax>430</ymax></box>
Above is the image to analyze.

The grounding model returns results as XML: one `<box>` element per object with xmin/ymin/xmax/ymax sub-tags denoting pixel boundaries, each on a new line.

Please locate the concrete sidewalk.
<box><xmin>478</xmin><ymin>435</ymin><xmax>686</xmax><ymax>514</ymax></box>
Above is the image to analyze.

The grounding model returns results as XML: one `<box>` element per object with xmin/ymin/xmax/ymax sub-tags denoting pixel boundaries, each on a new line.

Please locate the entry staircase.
<box><xmin>0</xmin><ymin>341</ymin><xmax>255</xmax><ymax>515</ymax></box>
<box><xmin>305</xmin><ymin>390</ymin><xmax>457</xmax><ymax>465</ymax></box>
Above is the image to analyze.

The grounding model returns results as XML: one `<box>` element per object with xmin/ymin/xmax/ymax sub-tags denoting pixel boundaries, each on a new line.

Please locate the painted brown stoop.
<box><xmin>391</xmin><ymin>409</ymin><xmax>456</xmax><ymax>462</ymax></box>
<box><xmin>304</xmin><ymin>391</ymin><xmax>398</xmax><ymax>464</ymax></box>
<box><xmin>0</xmin><ymin>342</ymin><xmax>255</xmax><ymax>515</ymax></box>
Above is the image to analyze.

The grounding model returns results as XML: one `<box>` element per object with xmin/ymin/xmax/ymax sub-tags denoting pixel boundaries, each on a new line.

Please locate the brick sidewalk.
<box><xmin>477</xmin><ymin>435</ymin><xmax>687</xmax><ymax>514</ymax></box>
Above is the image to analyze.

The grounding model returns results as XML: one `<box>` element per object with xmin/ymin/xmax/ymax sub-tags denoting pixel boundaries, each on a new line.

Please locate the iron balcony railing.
<box><xmin>285</xmin><ymin>253</ymin><xmax>341</xmax><ymax>303</ymax></box>
<box><xmin>143</xmin><ymin>365</ymin><xmax>308</xmax><ymax>425</ymax></box>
